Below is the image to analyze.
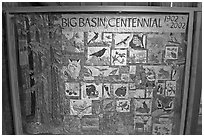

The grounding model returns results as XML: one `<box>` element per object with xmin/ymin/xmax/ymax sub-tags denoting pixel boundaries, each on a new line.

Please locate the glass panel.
<box><xmin>14</xmin><ymin>13</ymin><xmax>188</xmax><ymax>135</ymax></box>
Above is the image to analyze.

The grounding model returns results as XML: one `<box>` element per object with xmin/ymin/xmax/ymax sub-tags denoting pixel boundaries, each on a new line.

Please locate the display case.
<box><xmin>4</xmin><ymin>6</ymin><xmax>200</xmax><ymax>135</ymax></box>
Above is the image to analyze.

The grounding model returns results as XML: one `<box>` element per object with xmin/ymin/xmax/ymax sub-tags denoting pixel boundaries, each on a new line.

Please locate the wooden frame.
<box><xmin>179</xmin><ymin>10</ymin><xmax>194</xmax><ymax>134</ymax></box>
<box><xmin>185</xmin><ymin>10</ymin><xmax>202</xmax><ymax>135</ymax></box>
<box><xmin>5</xmin><ymin>11</ymin><xmax>23</xmax><ymax>134</ymax></box>
<box><xmin>4</xmin><ymin>6</ymin><xmax>199</xmax><ymax>134</ymax></box>
<box><xmin>3</xmin><ymin>6</ymin><xmax>201</xmax><ymax>13</ymax></box>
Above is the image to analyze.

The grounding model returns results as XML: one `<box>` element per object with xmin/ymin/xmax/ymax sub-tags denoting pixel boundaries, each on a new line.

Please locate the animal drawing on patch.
<box><xmin>168</xmin><ymin>33</ymin><xmax>180</xmax><ymax>45</ymax></box>
<box><xmin>142</xmin><ymin>101</ymin><xmax>150</xmax><ymax>112</ymax></box>
<box><xmin>145</xmin><ymin>67</ymin><xmax>156</xmax><ymax>81</ymax></box>
<box><xmin>158</xmin><ymin>68</ymin><xmax>170</xmax><ymax>80</ymax></box>
<box><xmin>146</xmin><ymin>88</ymin><xmax>153</xmax><ymax>98</ymax></box>
<box><xmin>94</xmin><ymin>66</ymin><xmax>109</xmax><ymax>72</ymax></box>
<box><xmin>65</xmin><ymin>83</ymin><xmax>79</xmax><ymax>96</ymax></box>
<box><xmin>111</xmin><ymin>50</ymin><xmax>127</xmax><ymax>65</ymax></box>
<box><xmin>115</xmin><ymin>86</ymin><xmax>127</xmax><ymax>97</ymax></box>
<box><xmin>165</xmin><ymin>47</ymin><xmax>178</xmax><ymax>59</ymax></box>
<box><xmin>156</xmin><ymin>98</ymin><xmax>174</xmax><ymax>113</ymax></box>
<box><xmin>129</xmin><ymin>34</ymin><xmax>146</xmax><ymax>50</ymax></box>
<box><xmin>109</xmin><ymin>68</ymin><xmax>119</xmax><ymax>75</ymax></box>
<box><xmin>87</xmin><ymin>32</ymin><xmax>99</xmax><ymax>44</ymax></box>
<box><xmin>143</xmin><ymin>67</ymin><xmax>156</xmax><ymax>87</ymax></box>
<box><xmin>86</xmin><ymin>47</ymin><xmax>110</xmax><ymax>66</ymax></box>
<box><xmin>84</xmin><ymin>66</ymin><xmax>119</xmax><ymax>77</ymax></box>
<box><xmin>103</xmin><ymin>84</ymin><xmax>111</xmax><ymax>97</ymax></box>
<box><xmin>112</xmin><ymin>52</ymin><xmax>126</xmax><ymax>65</ymax></box>
<box><xmin>103</xmin><ymin>33</ymin><xmax>112</xmax><ymax>45</ymax></box>
<box><xmin>67</xmin><ymin>59</ymin><xmax>81</xmax><ymax>79</ymax></box>
<box><xmin>135</xmin><ymin>100</ymin><xmax>150</xmax><ymax>114</ymax></box>
<box><xmin>171</xmin><ymin>68</ymin><xmax>178</xmax><ymax>80</ymax></box>
<box><xmin>166</xmin><ymin>81</ymin><xmax>176</xmax><ymax>96</ymax></box>
<box><xmin>157</xmin><ymin>83</ymin><xmax>165</xmax><ymax>95</ymax></box>
<box><xmin>93</xmin><ymin>66</ymin><xmax>109</xmax><ymax>76</ymax></box>
<box><xmin>105</xmin><ymin>35</ymin><xmax>111</xmax><ymax>40</ymax></box>
<box><xmin>90</xmin><ymin>48</ymin><xmax>107</xmax><ymax>58</ymax></box>
<box><xmin>86</xmin><ymin>84</ymin><xmax>99</xmax><ymax>98</ymax></box>
<box><xmin>83</xmin><ymin>66</ymin><xmax>92</xmax><ymax>77</ymax></box>
<box><xmin>66</xmin><ymin>89</ymin><xmax>77</xmax><ymax>96</ymax></box>
<box><xmin>103</xmin><ymin>100</ymin><xmax>115</xmax><ymax>111</ymax></box>
<box><xmin>115</xmin><ymin>51</ymin><xmax>126</xmax><ymax>58</ymax></box>
<box><xmin>116</xmin><ymin>36</ymin><xmax>130</xmax><ymax>45</ymax></box>
<box><xmin>117</xmin><ymin>101</ymin><xmax>130</xmax><ymax>111</ymax></box>
<box><xmin>70</xmin><ymin>100</ymin><xmax>92</xmax><ymax>116</ymax></box>
<box><xmin>72</xmin><ymin>102</ymin><xmax>87</xmax><ymax>113</ymax></box>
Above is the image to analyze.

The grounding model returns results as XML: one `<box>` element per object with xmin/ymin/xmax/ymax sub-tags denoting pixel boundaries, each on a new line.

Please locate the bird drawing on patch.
<box><xmin>109</xmin><ymin>68</ymin><xmax>119</xmax><ymax>75</ymax></box>
<box><xmin>105</xmin><ymin>35</ymin><xmax>111</xmax><ymax>39</ymax></box>
<box><xmin>90</xmin><ymin>48</ymin><xmax>107</xmax><ymax>58</ymax></box>
<box><xmin>103</xmin><ymin>84</ymin><xmax>111</xmax><ymax>97</ymax></box>
<box><xmin>87</xmin><ymin>32</ymin><xmax>99</xmax><ymax>44</ymax></box>
<box><xmin>170</xmin><ymin>50</ymin><xmax>177</xmax><ymax>59</ymax></box>
<box><xmin>72</xmin><ymin>102</ymin><xmax>91</xmax><ymax>113</ymax></box>
<box><xmin>142</xmin><ymin>101</ymin><xmax>148</xmax><ymax>110</ymax></box>
<box><xmin>116</xmin><ymin>36</ymin><xmax>130</xmax><ymax>45</ymax></box>
<box><xmin>93</xmin><ymin>67</ymin><xmax>109</xmax><ymax>72</ymax></box>
<box><xmin>117</xmin><ymin>101</ymin><xmax>130</xmax><ymax>111</ymax></box>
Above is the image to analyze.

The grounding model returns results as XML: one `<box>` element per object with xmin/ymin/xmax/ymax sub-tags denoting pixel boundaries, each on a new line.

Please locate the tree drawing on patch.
<box><xmin>16</xmin><ymin>14</ymin><xmax>64</xmax><ymax>127</ymax></box>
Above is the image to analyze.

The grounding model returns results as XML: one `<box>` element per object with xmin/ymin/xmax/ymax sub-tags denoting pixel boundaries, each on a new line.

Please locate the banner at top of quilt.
<box><xmin>58</xmin><ymin>14</ymin><xmax>188</xmax><ymax>32</ymax></box>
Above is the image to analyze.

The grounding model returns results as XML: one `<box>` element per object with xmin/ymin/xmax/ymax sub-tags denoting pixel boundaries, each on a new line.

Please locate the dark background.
<box><xmin>2</xmin><ymin>2</ymin><xmax>202</xmax><ymax>135</ymax></box>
